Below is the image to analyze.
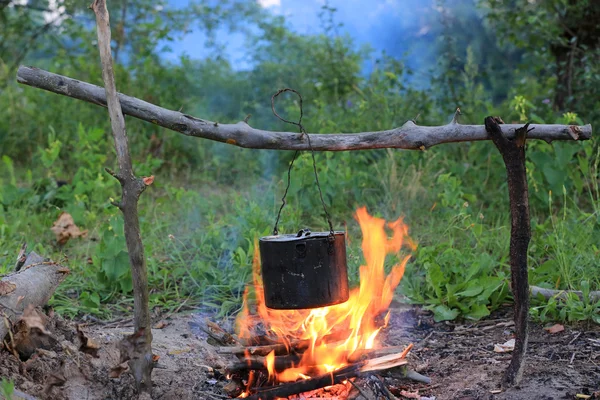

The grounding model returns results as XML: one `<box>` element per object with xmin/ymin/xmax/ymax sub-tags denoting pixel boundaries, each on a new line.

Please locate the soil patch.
<box><xmin>1</xmin><ymin>305</ymin><xmax>598</xmax><ymax>399</ymax></box>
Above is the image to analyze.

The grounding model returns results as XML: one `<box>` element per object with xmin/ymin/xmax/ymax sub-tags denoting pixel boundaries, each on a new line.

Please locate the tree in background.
<box><xmin>485</xmin><ymin>0</ymin><xmax>600</xmax><ymax>120</ymax></box>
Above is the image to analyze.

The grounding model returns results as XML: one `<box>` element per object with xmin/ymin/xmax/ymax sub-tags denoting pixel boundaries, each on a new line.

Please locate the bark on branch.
<box><xmin>91</xmin><ymin>0</ymin><xmax>153</xmax><ymax>392</ymax></box>
<box><xmin>485</xmin><ymin>117</ymin><xmax>531</xmax><ymax>388</ymax></box>
<box><xmin>1</xmin><ymin>252</ymin><xmax>69</xmax><ymax>344</ymax></box>
<box><xmin>16</xmin><ymin>66</ymin><xmax>592</xmax><ymax>151</ymax></box>
<box><xmin>530</xmin><ymin>285</ymin><xmax>600</xmax><ymax>302</ymax></box>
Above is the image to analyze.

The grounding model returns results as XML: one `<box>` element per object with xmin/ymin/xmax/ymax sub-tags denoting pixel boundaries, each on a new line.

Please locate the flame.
<box><xmin>236</xmin><ymin>207</ymin><xmax>416</xmax><ymax>384</ymax></box>
<box><xmin>265</xmin><ymin>351</ymin><xmax>276</xmax><ymax>382</ymax></box>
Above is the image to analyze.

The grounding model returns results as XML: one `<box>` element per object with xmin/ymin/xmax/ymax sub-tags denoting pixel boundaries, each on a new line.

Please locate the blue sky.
<box><xmin>163</xmin><ymin>0</ymin><xmax>437</xmax><ymax>71</ymax></box>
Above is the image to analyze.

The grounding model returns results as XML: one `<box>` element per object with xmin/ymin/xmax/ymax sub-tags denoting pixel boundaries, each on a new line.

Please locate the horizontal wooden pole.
<box><xmin>17</xmin><ymin>65</ymin><xmax>592</xmax><ymax>151</ymax></box>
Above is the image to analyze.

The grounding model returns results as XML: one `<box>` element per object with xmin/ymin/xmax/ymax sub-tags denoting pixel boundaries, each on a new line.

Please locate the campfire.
<box><xmin>214</xmin><ymin>207</ymin><xmax>417</xmax><ymax>399</ymax></box>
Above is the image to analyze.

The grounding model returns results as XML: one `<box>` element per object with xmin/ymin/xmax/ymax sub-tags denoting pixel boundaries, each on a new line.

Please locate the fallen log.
<box><xmin>0</xmin><ymin>252</ymin><xmax>69</xmax><ymax>345</ymax></box>
<box><xmin>16</xmin><ymin>66</ymin><xmax>592</xmax><ymax>151</ymax></box>
<box><xmin>530</xmin><ymin>285</ymin><xmax>600</xmax><ymax>302</ymax></box>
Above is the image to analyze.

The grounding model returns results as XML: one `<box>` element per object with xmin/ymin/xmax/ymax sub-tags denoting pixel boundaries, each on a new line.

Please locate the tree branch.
<box><xmin>91</xmin><ymin>0</ymin><xmax>153</xmax><ymax>392</ymax></box>
<box><xmin>16</xmin><ymin>66</ymin><xmax>592</xmax><ymax>151</ymax></box>
<box><xmin>530</xmin><ymin>285</ymin><xmax>600</xmax><ymax>303</ymax></box>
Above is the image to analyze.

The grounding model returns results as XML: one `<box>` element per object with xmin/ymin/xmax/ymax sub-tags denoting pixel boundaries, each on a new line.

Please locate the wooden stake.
<box><xmin>485</xmin><ymin>117</ymin><xmax>532</xmax><ymax>387</ymax></box>
<box><xmin>91</xmin><ymin>0</ymin><xmax>153</xmax><ymax>392</ymax></box>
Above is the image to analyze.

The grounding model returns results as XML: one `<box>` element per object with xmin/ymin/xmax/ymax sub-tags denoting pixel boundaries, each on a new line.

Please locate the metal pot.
<box><xmin>259</xmin><ymin>229</ymin><xmax>349</xmax><ymax>309</ymax></box>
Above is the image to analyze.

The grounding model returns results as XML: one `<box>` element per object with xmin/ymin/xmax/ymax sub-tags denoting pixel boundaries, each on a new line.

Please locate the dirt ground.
<box><xmin>1</xmin><ymin>304</ymin><xmax>599</xmax><ymax>400</ymax></box>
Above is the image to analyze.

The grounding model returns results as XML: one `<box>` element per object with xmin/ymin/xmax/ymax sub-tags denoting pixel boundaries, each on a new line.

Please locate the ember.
<box><xmin>234</xmin><ymin>207</ymin><xmax>416</xmax><ymax>393</ymax></box>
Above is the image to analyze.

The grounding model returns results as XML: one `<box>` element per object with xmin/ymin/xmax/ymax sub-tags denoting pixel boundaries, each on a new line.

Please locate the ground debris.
<box><xmin>10</xmin><ymin>305</ymin><xmax>57</xmax><ymax>360</ymax></box>
<box><xmin>50</xmin><ymin>212</ymin><xmax>88</xmax><ymax>245</ymax></box>
<box><xmin>77</xmin><ymin>325</ymin><xmax>100</xmax><ymax>357</ymax></box>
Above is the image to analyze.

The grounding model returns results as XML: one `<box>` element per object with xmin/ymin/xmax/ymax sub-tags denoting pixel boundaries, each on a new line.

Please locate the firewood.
<box><xmin>245</xmin><ymin>363</ymin><xmax>364</xmax><ymax>400</ymax></box>
<box><xmin>218</xmin><ymin>341</ymin><xmax>308</xmax><ymax>357</ymax></box>
<box><xmin>360</xmin><ymin>353</ymin><xmax>408</xmax><ymax>372</ymax></box>
<box><xmin>223</xmin><ymin>326</ymin><xmax>384</xmax><ymax>358</ymax></box>
<box><xmin>227</xmin><ymin>353</ymin><xmax>302</xmax><ymax>373</ymax></box>
<box><xmin>348</xmin><ymin>346</ymin><xmax>408</xmax><ymax>363</ymax></box>
<box><xmin>193</xmin><ymin>319</ymin><xmax>239</xmax><ymax>346</ymax></box>
<box><xmin>0</xmin><ymin>252</ymin><xmax>69</xmax><ymax>345</ymax></box>
<box><xmin>242</xmin><ymin>351</ymin><xmax>409</xmax><ymax>399</ymax></box>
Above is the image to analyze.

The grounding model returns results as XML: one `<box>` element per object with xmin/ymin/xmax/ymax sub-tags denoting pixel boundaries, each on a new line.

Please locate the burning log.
<box><xmin>225</xmin><ymin>342</ymin><xmax>411</xmax><ymax>370</ymax></box>
<box><xmin>219</xmin><ymin>341</ymin><xmax>308</xmax><ymax>357</ymax></box>
<box><xmin>227</xmin><ymin>353</ymin><xmax>302</xmax><ymax>374</ymax></box>
<box><xmin>219</xmin><ymin>209</ymin><xmax>418</xmax><ymax>399</ymax></box>
<box><xmin>219</xmin><ymin>323</ymin><xmax>388</xmax><ymax>359</ymax></box>
<box><xmin>245</xmin><ymin>363</ymin><xmax>363</xmax><ymax>400</ymax></box>
<box><xmin>227</xmin><ymin>345</ymin><xmax>414</xmax><ymax>374</ymax></box>
<box><xmin>242</xmin><ymin>352</ymin><xmax>409</xmax><ymax>400</ymax></box>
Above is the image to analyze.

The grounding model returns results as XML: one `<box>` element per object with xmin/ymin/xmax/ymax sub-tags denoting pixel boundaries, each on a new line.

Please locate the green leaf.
<box><xmin>456</xmin><ymin>283</ymin><xmax>484</xmax><ymax>298</ymax></box>
<box><xmin>80</xmin><ymin>291</ymin><xmax>100</xmax><ymax>309</ymax></box>
<box><xmin>465</xmin><ymin>303</ymin><xmax>490</xmax><ymax>320</ymax></box>
<box><xmin>384</xmin><ymin>71</ymin><xmax>397</xmax><ymax>81</ymax></box>
<box><xmin>101</xmin><ymin>250</ymin><xmax>130</xmax><ymax>283</ymax></box>
<box><xmin>477</xmin><ymin>277</ymin><xmax>504</xmax><ymax>300</ymax></box>
<box><xmin>432</xmin><ymin>304</ymin><xmax>459</xmax><ymax>322</ymax></box>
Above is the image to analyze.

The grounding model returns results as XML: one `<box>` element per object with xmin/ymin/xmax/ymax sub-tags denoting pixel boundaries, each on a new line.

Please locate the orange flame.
<box><xmin>236</xmin><ymin>207</ymin><xmax>416</xmax><ymax>384</ymax></box>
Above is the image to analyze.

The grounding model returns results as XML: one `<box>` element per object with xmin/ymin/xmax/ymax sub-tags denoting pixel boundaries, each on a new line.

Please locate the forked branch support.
<box><xmin>16</xmin><ymin>66</ymin><xmax>592</xmax><ymax>151</ymax></box>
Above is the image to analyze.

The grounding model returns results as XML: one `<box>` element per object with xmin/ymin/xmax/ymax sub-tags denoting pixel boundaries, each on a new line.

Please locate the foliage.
<box><xmin>0</xmin><ymin>378</ymin><xmax>14</xmax><ymax>400</ymax></box>
<box><xmin>0</xmin><ymin>0</ymin><xmax>598</xmax><ymax>325</ymax></box>
<box><xmin>483</xmin><ymin>0</ymin><xmax>600</xmax><ymax>120</ymax></box>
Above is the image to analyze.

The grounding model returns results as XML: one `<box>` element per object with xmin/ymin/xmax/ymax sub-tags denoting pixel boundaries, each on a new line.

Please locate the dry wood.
<box><xmin>193</xmin><ymin>319</ymin><xmax>239</xmax><ymax>346</ymax></box>
<box><xmin>360</xmin><ymin>352</ymin><xmax>409</xmax><ymax>372</ymax></box>
<box><xmin>16</xmin><ymin>66</ymin><xmax>592</xmax><ymax>151</ymax></box>
<box><xmin>91</xmin><ymin>0</ymin><xmax>153</xmax><ymax>392</ymax></box>
<box><xmin>348</xmin><ymin>345</ymin><xmax>409</xmax><ymax>363</ymax></box>
<box><xmin>14</xmin><ymin>242</ymin><xmax>27</xmax><ymax>271</ymax></box>
<box><xmin>366</xmin><ymin>374</ymin><xmax>399</xmax><ymax>400</ymax></box>
<box><xmin>530</xmin><ymin>285</ymin><xmax>600</xmax><ymax>302</ymax></box>
<box><xmin>1</xmin><ymin>252</ymin><xmax>69</xmax><ymax>344</ymax></box>
<box><xmin>218</xmin><ymin>340</ymin><xmax>309</xmax><ymax>357</ymax></box>
<box><xmin>485</xmin><ymin>117</ymin><xmax>531</xmax><ymax>388</ymax></box>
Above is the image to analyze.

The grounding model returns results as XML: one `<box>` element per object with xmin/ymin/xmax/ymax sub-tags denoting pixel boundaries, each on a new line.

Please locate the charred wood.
<box><xmin>245</xmin><ymin>363</ymin><xmax>364</xmax><ymax>400</ymax></box>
